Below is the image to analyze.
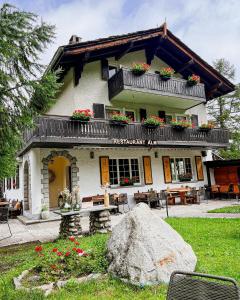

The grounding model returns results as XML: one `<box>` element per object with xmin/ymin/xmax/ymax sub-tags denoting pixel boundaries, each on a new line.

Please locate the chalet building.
<box><xmin>2</xmin><ymin>24</ymin><xmax>235</xmax><ymax>219</ymax></box>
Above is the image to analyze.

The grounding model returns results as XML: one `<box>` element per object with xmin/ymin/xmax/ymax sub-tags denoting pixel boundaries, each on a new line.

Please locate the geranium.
<box><xmin>171</xmin><ymin>119</ymin><xmax>192</xmax><ymax>128</ymax></box>
<box><xmin>188</xmin><ymin>74</ymin><xmax>200</xmax><ymax>85</ymax></box>
<box><xmin>131</xmin><ymin>62</ymin><xmax>150</xmax><ymax>75</ymax></box>
<box><xmin>143</xmin><ymin>116</ymin><xmax>165</xmax><ymax>127</ymax></box>
<box><xmin>71</xmin><ymin>109</ymin><xmax>93</xmax><ymax>121</ymax></box>
<box><xmin>52</xmin><ymin>248</ymin><xmax>58</xmax><ymax>252</ymax></box>
<box><xmin>69</xmin><ymin>236</ymin><xmax>75</xmax><ymax>242</ymax></box>
<box><xmin>72</xmin><ymin>247</ymin><xmax>77</xmax><ymax>252</ymax></box>
<box><xmin>65</xmin><ymin>252</ymin><xmax>71</xmax><ymax>257</ymax></box>
<box><xmin>124</xmin><ymin>178</ymin><xmax>129</xmax><ymax>184</ymax></box>
<box><xmin>75</xmin><ymin>241</ymin><xmax>80</xmax><ymax>245</ymax></box>
<box><xmin>111</xmin><ymin>112</ymin><xmax>131</xmax><ymax>124</ymax></box>
<box><xmin>160</xmin><ymin>67</ymin><xmax>175</xmax><ymax>77</ymax></box>
<box><xmin>76</xmin><ymin>248</ymin><xmax>84</xmax><ymax>255</ymax></box>
<box><xmin>35</xmin><ymin>245</ymin><xmax>43</xmax><ymax>252</ymax></box>
<box><xmin>57</xmin><ymin>252</ymin><xmax>63</xmax><ymax>256</ymax></box>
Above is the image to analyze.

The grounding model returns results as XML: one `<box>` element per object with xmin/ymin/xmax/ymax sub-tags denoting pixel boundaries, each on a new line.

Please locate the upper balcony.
<box><xmin>108</xmin><ymin>68</ymin><xmax>206</xmax><ymax>109</ymax></box>
<box><xmin>20</xmin><ymin>116</ymin><xmax>229</xmax><ymax>155</ymax></box>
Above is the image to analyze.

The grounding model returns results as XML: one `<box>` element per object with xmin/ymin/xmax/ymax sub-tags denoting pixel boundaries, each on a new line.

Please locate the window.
<box><xmin>170</xmin><ymin>157</ymin><xmax>193</xmax><ymax>182</ymax></box>
<box><xmin>109</xmin><ymin>158</ymin><xmax>140</xmax><ymax>186</ymax></box>
<box><xmin>105</xmin><ymin>107</ymin><xmax>136</xmax><ymax>121</ymax></box>
<box><xmin>165</xmin><ymin>114</ymin><xmax>191</xmax><ymax>124</ymax></box>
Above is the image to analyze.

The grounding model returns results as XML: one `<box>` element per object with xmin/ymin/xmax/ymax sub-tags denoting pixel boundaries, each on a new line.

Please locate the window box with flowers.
<box><xmin>159</xmin><ymin>67</ymin><xmax>175</xmax><ymax>81</ymax></box>
<box><xmin>71</xmin><ymin>109</ymin><xmax>93</xmax><ymax>122</ymax></box>
<box><xmin>178</xmin><ymin>173</ymin><xmax>193</xmax><ymax>182</ymax></box>
<box><xmin>109</xmin><ymin>112</ymin><xmax>131</xmax><ymax>126</ymax></box>
<box><xmin>199</xmin><ymin>122</ymin><xmax>215</xmax><ymax>132</ymax></box>
<box><xmin>120</xmin><ymin>177</ymin><xmax>134</xmax><ymax>186</ymax></box>
<box><xmin>170</xmin><ymin>119</ymin><xmax>192</xmax><ymax>131</ymax></box>
<box><xmin>131</xmin><ymin>62</ymin><xmax>150</xmax><ymax>76</ymax></box>
<box><xmin>187</xmin><ymin>74</ymin><xmax>200</xmax><ymax>86</ymax></box>
<box><xmin>143</xmin><ymin>116</ymin><xmax>165</xmax><ymax>129</ymax></box>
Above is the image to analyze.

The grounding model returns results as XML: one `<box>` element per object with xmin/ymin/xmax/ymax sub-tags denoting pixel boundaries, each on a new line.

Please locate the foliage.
<box><xmin>178</xmin><ymin>173</ymin><xmax>192</xmax><ymax>181</ymax></box>
<box><xmin>131</xmin><ymin>62</ymin><xmax>150</xmax><ymax>75</ymax></box>
<box><xmin>208</xmin><ymin>205</ymin><xmax>240</xmax><ymax>214</ymax></box>
<box><xmin>0</xmin><ymin>4</ymin><xmax>60</xmax><ymax>179</ymax></box>
<box><xmin>159</xmin><ymin>67</ymin><xmax>175</xmax><ymax>77</ymax></box>
<box><xmin>199</xmin><ymin>122</ymin><xmax>215</xmax><ymax>129</ymax></box>
<box><xmin>207</xmin><ymin>58</ymin><xmax>240</xmax><ymax>158</ymax></box>
<box><xmin>187</xmin><ymin>74</ymin><xmax>200</xmax><ymax>86</ymax></box>
<box><xmin>143</xmin><ymin>116</ymin><xmax>164</xmax><ymax>126</ymax></box>
<box><xmin>170</xmin><ymin>119</ymin><xmax>192</xmax><ymax>128</ymax></box>
<box><xmin>0</xmin><ymin>218</ymin><xmax>239</xmax><ymax>299</ymax></box>
<box><xmin>71</xmin><ymin>109</ymin><xmax>93</xmax><ymax>121</ymax></box>
<box><xmin>110</xmin><ymin>112</ymin><xmax>131</xmax><ymax>123</ymax></box>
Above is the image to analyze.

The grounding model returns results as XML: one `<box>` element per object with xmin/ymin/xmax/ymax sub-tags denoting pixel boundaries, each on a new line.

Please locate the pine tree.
<box><xmin>207</xmin><ymin>58</ymin><xmax>240</xmax><ymax>159</ymax></box>
<box><xmin>0</xmin><ymin>4</ymin><xmax>60</xmax><ymax>178</ymax></box>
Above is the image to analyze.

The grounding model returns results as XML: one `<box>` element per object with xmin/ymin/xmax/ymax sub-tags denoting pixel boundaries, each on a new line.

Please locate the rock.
<box><xmin>107</xmin><ymin>203</ymin><xmax>197</xmax><ymax>285</ymax></box>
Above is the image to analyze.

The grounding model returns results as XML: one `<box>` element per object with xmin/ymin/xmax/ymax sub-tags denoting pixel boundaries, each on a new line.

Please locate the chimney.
<box><xmin>69</xmin><ymin>35</ymin><xmax>82</xmax><ymax>45</ymax></box>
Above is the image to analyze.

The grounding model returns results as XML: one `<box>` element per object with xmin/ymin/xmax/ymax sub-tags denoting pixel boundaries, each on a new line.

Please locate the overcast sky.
<box><xmin>2</xmin><ymin>0</ymin><xmax>240</xmax><ymax>82</ymax></box>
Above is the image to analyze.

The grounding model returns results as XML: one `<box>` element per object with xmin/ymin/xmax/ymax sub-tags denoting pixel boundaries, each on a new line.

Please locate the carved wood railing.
<box><xmin>108</xmin><ymin>68</ymin><xmax>206</xmax><ymax>100</ymax></box>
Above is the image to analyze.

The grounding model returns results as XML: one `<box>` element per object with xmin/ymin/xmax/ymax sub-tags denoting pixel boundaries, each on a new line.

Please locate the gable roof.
<box><xmin>49</xmin><ymin>24</ymin><xmax>235</xmax><ymax>100</ymax></box>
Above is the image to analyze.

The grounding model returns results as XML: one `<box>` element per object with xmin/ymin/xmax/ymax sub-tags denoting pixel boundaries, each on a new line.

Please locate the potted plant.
<box><xmin>143</xmin><ymin>116</ymin><xmax>165</xmax><ymax>129</ymax></box>
<box><xmin>170</xmin><ymin>119</ymin><xmax>192</xmax><ymax>131</ymax></box>
<box><xmin>159</xmin><ymin>67</ymin><xmax>175</xmax><ymax>81</ymax></box>
<box><xmin>120</xmin><ymin>177</ymin><xmax>133</xmax><ymax>186</ymax></box>
<box><xmin>131</xmin><ymin>62</ymin><xmax>150</xmax><ymax>76</ymax></box>
<box><xmin>110</xmin><ymin>112</ymin><xmax>131</xmax><ymax>126</ymax></box>
<box><xmin>71</xmin><ymin>109</ymin><xmax>93</xmax><ymax>122</ymax></box>
<box><xmin>41</xmin><ymin>204</ymin><xmax>49</xmax><ymax>220</ymax></box>
<box><xmin>199</xmin><ymin>122</ymin><xmax>214</xmax><ymax>132</ymax></box>
<box><xmin>179</xmin><ymin>173</ymin><xmax>192</xmax><ymax>182</ymax></box>
<box><xmin>187</xmin><ymin>74</ymin><xmax>200</xmax><ymax>86</ymax></box>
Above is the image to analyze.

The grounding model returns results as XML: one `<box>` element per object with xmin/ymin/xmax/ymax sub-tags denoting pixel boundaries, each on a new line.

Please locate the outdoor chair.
<box><xmin>186</xmin><ymin>188</ymin><xmax>200</xmax><ymax>204</ymax></box>
<box><xmin>147</xmin><ymin>190</ymin><xmax>159</xmax><ymax>208</ymax></box>
<box><xmin>219</xmin><ymin>185</ymin><xmax>230</xmax><ymax>199</ymax></box>
<box><xmin>228</xmin><ymin>184</ymin><xmax>240</xmax><ymax>200</ymax></box>
<box><xmin>158</xmin><ymin>190</ymin><xmax>169</xmax><ymax>217</ymax></box>
<box><xmin>9</xmin><ymin>200</ymin><xmax>23</xmax><ymax>218</ymax></box>
<box><xmin>210</xmin><ymin>185</ymin><xmax>220</xmax><ymax>199</ymax></box>
<box><xmin>0</xmin><ymin>206</ymin><xmax>12</xmax><ymax>241</ymax></box>
<box><xmin>167</xmin><ymin>271</ymin><xmax>240</xmax><ymax>300</ymax></box>
<box><xmin>198</xmin><ymin>186</ymin><xmax>206</xmax><ymax>203</ymax></box>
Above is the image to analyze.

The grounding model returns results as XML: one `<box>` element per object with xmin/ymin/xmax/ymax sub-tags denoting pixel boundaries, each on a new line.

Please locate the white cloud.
<box><xmin>4</xmin><ymin>0</ymin><xmax>240</xmax><ymax>81</ymax></box>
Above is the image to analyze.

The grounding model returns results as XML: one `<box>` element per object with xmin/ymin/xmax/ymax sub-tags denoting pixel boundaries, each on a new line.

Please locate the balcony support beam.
<box><xmin>177</xmin><ymin>59</ymin><xmax>194</xmax><ymax>73</ymax></box>
<box><xmin>115</xmin><ymin>41</ymin><xmax>134</xmax><ymax>61</ymax></box>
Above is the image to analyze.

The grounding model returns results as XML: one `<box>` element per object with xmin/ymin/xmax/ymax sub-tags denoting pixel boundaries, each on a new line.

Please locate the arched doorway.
<box><xmin>24</xmin><ymin>161</ymin><xmax>30</xmax><ymax>211</ymax></box>
<box><xmin>41</xmin><ymin>150</ymin><xmax>79</xmax><ymax>210</ymax></box>
<box><xmin>48</xmin><ymin>156</ymin><xmax>71</xmax><ymax>208</ymax></box>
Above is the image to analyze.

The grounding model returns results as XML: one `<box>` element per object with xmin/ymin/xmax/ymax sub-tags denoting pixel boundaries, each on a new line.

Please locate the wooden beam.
<box><xmin>177</xmin><ymin>59</ymin><xmax>194</xmax><ymax>73</ymax></box>
<box><xmin>145</xmin><ymin>36</ymin><xmax>164</xmax><ymax>65</ymax></box>
<box><xmin>206</xmin><ymin>82</ymin><xmax>223</xmax><ymax>98</ymax></box>
<box><xmin>74</xmin><ymin>61</ymin><xmax>84</xmax><ymax>86</ymax></box>
<box><xmin>115</xmin><ymin>41</ymin><xmax>134</xmax><ymax>60</ymax></box>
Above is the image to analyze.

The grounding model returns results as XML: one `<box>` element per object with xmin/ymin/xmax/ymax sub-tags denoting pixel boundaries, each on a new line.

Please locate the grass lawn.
<box><xmin>208</xmin><ymin>204</ymin><xmax>240</xmax><ymax>214</ymax></box>
<box><xmin>0</xmin><ymin>218</ymin><xmax>239</xmax><ymax>300</ymax></box>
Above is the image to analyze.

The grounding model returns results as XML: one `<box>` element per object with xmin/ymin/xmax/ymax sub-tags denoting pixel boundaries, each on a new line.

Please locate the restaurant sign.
<box><xmin>113</xmin><ymin>138</ymin><xmax>160</xmax><ymax>145</ymax></box>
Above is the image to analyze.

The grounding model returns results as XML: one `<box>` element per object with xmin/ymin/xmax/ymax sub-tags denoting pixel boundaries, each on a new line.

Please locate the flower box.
<box><xmin>179</xmin><ymin>173</ymin><xmax>192</xmax><ymax>181</ymax></box>
<box><xmin>71</xmin><ymin>109</ymin><xmax>93</xmax><ymax>122</ymax></box>
<box><xmin>160</xmin><ymin>67</ymin><xmax>175</xmax><ymax>81</ymax></box>
<box><xmin>171</xmin><ymin>119</ymin><xmax>192</xmax><ymax>131</ymax></box>
<box><xmin>199</xmin><ymin>123</ymin><xmax>214</xmax><ymax>132</ymax></box>
<box><xmin>120</xmin><ymin>178</ymin><xmax>133</xmax><ymax>186</ymax></box>
<box><xmin>143</xmin><ymin>116</ymin><xmax>165</xmax><ymax>129</ymax></box>
<box><xmin>109</xmin><ymin>120</ymin><xmax>128</xmax><ymax>126</ymax></box>
<box><xmin>187</xmin><ymin>74</ymin><xmax>200</xmax><ymax>86</ymax></box>
<box><xmin>131</xmin><ymin>62</ymin><xmax>150</xmax><ymax>76</ymax></box>
<box><xmin>110</xmin><ymin>112</ymin><xmax>130</xmax><ymax>126</ymax></box>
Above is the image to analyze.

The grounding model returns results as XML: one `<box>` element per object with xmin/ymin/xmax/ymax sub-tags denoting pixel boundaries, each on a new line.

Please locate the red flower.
<box><xmin>50</xmin><ymin>264</ymin><xmax>57</xmax><ymax>269</ymax></box>
<box><xmin>76</xmin><ymin>248</ymin><xmax>84</xmax><ymax>254</ymax></box>
<box><xmin>65</xmin><ymin>251</ymin><xmax>71</xmax><ymax>257</ymax></box>
<box><xmin>69</xmin><ymin>236</ymin><xmax>75</xmax><ymax>242</ymax></box>
<box><xmin>124</xmin><ymin>178</ymin><xmax>129</xmax><ymax>183</ymax></box>
<box><xmin>57</xmin><ymin>251</ymin><xmax>63</xmax><ymax>256</ymax></box>
<box><xmin>72</xmin><ymin>247</ymin><xmax>77</xmax><ymax>252</ymax></box>
<box><xmin>74</xmin><ymin>241</ymin><xmax>79</xmax><ymax>245</ymax></box>
<box><xmin>35</xmin><ymin>245</ymin><xmax>43</xmax><ymax>252</ymax></box>
<box><xmin>52</xmin><ymin>248</ymin><xmax>58</xmax><ymax>252</ymax></box>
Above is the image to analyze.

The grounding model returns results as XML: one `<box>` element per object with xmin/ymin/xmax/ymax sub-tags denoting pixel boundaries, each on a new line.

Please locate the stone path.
<box><xmin>0</xmin><ymin>200</ymin><xmax>239</xmax><ymax>248</ymax></box>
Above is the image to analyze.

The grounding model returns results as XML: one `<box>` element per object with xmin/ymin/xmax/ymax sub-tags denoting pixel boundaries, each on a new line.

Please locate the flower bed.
<box><xmin>187</xmin><ymin>74</ymin><xmax>200</xmax><ymax>86</ymax></box>
<box><xmin>71</xmin><ymin>109</ymin><xmax>93</xmax><ymax>122</ymax></box>
<box><xmin>19</xmin><ymin>235</ymin><xmax>108</xmax><ymax>288</ymax></box>
<box><xmin>159</xmin><ymin>67</ymin><xmax>175</xmax><ymax>80</ymax></box>
<box><xmin>143</xmin><ymin>116</ymin><xmax>165</xmax><ymax>129</ymax></box>
<box><xmin>110</xmin><ymin>112</ymin><xmax>131</xmax><ymax>126</ymax></box>
<box><xmin>131</xmin><ymin>62</ymin><xmax>150</xmax><ymax>76</ymax></box>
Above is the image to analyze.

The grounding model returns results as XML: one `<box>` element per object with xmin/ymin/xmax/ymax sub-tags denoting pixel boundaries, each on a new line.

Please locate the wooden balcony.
<box><xmin>108</xmin><ymin>69</ymin><xmax>206</xmax><ymax>109</ymax></box>
<box><xmin>20</xmin><ymin>116</ymin><xmax>229</xmax><ymax>155</ymax></box>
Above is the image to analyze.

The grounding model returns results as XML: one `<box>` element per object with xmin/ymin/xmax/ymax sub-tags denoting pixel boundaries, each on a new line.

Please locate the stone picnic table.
<box><xmin>54</xmin><ymin>205</ymin><xmax>117</xmax><ymax>238</ymax></box>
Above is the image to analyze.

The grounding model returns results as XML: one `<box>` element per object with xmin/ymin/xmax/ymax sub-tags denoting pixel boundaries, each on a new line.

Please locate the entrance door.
<box><xmin>48</xmin><ymin>156</ymin><xmax>71</xmax><ymax>208</ymax></box>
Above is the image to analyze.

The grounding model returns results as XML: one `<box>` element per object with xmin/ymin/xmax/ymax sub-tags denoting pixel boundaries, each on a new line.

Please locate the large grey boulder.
<box><xmin>107</xmin><ymin>203</ymin><xmax>197</xmax><ymax>285</ymax></box>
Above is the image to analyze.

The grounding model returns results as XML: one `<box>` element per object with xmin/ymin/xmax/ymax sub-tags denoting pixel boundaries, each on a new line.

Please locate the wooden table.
<box><xmin>168</xmin><ymin>188</ymin><xmax>190</xmax><ymax>205</ymax></box>
<box><xmin>134</xmin><ymin>192</ymin><xmax>159</xmax><ymax>208</ymax></box>
<box><xmin>54</xmin><ymin>205</ymin><xmax>117</xmax><ymax>238</ymax></box>
<box><xmin>0</xmin><ymin>202</ymin><xmax>9</xmax><ymax>207</ymax></box>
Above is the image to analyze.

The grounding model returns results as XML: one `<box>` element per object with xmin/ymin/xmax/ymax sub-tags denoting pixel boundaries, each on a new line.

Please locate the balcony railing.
<box><xmin>108</xmin><ymin>68</ymin><xmax>206</xmax><ymax>102</ymax></box>
<box><xmin>20</xmin><ymin>116</ymin><xmax>229</xmax><ymax>155</ymax></box>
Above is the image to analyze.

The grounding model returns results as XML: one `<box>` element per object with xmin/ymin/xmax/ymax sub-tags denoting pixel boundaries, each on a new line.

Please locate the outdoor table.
<box><xmin>134</xmin><ymin>192</ymin><xmax>159</xmax><ymax>208</ymax></box>
<box><xmin>54</xmin><ymin>205</ymin><xmax>117</xmax><ymax>238</ymax></box>
<box><xmin>169</xmin><ymin>188</ymin><xmax>190</xmax><ymax>205</ymax></box>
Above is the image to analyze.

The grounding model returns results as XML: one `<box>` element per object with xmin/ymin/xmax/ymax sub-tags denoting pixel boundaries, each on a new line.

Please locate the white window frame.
<box><xmin>170</xmin><ymin>157</ymin><xmax>194</xmax><ymax>182</ymax></box>
<box><xmin>166</xmin><ymin>113</ymin><xmax>192</xmax><ymax>124</ymax></box>
<box><xmin>105</xmin><ymin>107</ymin><xmax>136</xmax><ymax>121</ymax></box>
<box><xmin>109</xmin><ymin>157</ymin><xmax>141</xmax><ymax>187</ymax></box>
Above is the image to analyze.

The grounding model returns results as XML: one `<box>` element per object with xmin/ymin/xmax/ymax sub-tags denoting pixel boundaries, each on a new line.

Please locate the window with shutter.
<box><xmin>99</xmin><ymin>156</ymin><xmax>110</xmax><ymax>185</ymax></box>
<box><xmin>139</xmin><ymin>108</ymin><xmax>147</xmax><ymax>121</ymax></box>
<box><xmin>93</xmin><ymin>103</ymin><xmax>105</xmax><ymax>119</ymax></box>
<box><xmin>195</xmin><ymin>156</ymin><xmax>204</xmax><ymax>181</ymax></box>
<box><xmin>162</xmin><ymin>156</ymin><xmax>172</xmax><ymax>183</ymax></box>
<box><xmin>191</xmin><ymin>114</ymin><xmax>199</xmax><ymax>127</ymax></box>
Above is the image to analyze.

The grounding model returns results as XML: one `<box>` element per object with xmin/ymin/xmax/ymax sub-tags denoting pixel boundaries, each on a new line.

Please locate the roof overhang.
<box><xmin>49</xmin><ymin>24</ymin><xmax>235</xmax><ymax>100</ymax></box>
<box><xmin>204</xmin><ymin>159</ymin><xmax>240</xmax><ymax>168</ymax></box>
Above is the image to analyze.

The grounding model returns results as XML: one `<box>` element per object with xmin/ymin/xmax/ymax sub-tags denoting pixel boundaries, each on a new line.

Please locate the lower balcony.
<box><xmin>20</xmin><ymin>116</ymin><xmax>229</xmax><ymax>155</ymax></box>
